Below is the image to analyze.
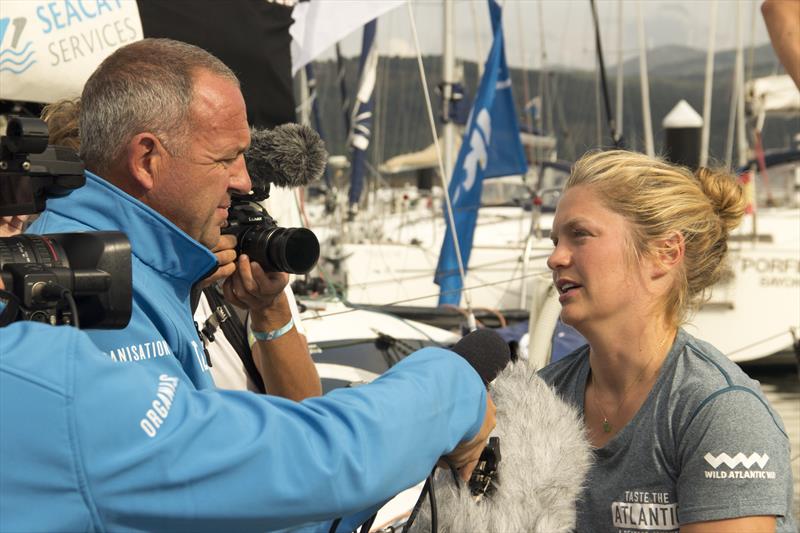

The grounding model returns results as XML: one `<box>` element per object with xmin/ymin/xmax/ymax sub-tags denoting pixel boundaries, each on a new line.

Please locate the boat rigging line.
<box><xmin>589</xmin><ymin>0</ymin><xmax>623</xmax><ymax>148</ymax></box>
<box><xmin>406</xmin><ymin>0</ymin><xmax>477</xmax><ymax>331</ymax></box>
<box><xmin>302</xmin><ymin>270</ymin><xmax>552</xmax><ymax>322</ymax></box>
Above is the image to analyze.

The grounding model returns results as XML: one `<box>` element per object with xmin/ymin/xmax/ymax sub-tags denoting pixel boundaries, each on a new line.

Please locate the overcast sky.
<box><xmin>326</xmin><ymin>0</ymin><xmax>772</xmax><ymax>71</ymax></box>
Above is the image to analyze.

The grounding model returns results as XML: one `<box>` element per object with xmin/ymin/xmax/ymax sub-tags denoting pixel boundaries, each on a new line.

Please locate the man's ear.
<box><xmin>124</xmin><ymin>132</ymin><xmax>162</xmax><ymax>193</ymax></box>
<box><xmin>650</xmin><ymin>231</ymin><xmax>685</xmax><ymax>279</ymax></box>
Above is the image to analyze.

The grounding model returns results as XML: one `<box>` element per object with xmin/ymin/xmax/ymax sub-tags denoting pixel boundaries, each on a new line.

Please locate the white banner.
<box><xmin>0</xmin><ymin>0</ymin><xmax>143</xmax><ymax>103</ymax></box>
<box><xmin>290</xmin><ymin>0</ymin><xmax>403</xmax><ymax>76</ymax></box>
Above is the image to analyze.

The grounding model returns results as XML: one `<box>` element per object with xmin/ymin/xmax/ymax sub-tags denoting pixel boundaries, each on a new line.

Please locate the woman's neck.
<box><xmin>584</xmin><ymin>319</ymin><xmax>676</xmax><ymax>393</ymax></box>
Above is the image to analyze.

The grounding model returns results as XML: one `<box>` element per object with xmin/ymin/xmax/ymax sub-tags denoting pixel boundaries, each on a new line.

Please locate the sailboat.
<box><xmin>299</xmin><ymin>1</ymin><xmax>799</xmax><ymax>371</ymax></box>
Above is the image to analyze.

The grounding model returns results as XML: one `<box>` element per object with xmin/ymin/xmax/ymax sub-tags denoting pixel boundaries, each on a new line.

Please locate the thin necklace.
<box><xmin>590</xmin><ymin>333</ymin><xmax>670</xmax><ymax>434</ymax></box>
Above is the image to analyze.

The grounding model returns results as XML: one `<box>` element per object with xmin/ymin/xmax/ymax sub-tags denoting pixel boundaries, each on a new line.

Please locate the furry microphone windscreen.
<box><xmin>408</xmin><ymin>362</ymin><xmax>592</xmax><ymax>533</ymax></box>
<box><xmin>245</xmin><ymin>123</ymin><xmax>328</xmax><ymax>189</ymax></box>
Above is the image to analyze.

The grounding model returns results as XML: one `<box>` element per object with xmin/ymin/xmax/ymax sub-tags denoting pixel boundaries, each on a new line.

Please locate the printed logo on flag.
<box><xmin>453</xmin><ymin>109</ymin><xmax>491</xmax><ymax>205</ymax></box>
<box><xmin>434</xmin><ymin>0</ymin><xmax>527</xmax><ymax>306</ymax></box>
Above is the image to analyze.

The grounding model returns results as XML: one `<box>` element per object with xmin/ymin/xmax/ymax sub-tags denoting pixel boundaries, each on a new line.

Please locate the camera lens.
<box><xmin>0</xmin><ymin>232</ymin><xmax>132</xmax><ymax>329</ymax></box>
<box><xmin>240</xmin><ymin>226</ymin><xmax>320</xmax><ymax>274</ymax></box>
<box><xmin>0</xmin><ymin>234</ymin><xmax>69</xmax><ymax>269</ymax></box>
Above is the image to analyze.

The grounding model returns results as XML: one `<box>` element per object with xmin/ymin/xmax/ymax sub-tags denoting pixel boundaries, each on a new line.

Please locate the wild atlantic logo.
<box><xmin>703</xmin><ymin>452</ymin><xmax>776</xmax><ymax>480</ymax></box>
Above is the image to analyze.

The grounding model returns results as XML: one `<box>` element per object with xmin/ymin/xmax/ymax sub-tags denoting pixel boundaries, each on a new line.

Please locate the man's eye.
<box><xmin>572</xmin><ymin>228</ymin><xmax>590</xmax><ymax>238</ymax></box>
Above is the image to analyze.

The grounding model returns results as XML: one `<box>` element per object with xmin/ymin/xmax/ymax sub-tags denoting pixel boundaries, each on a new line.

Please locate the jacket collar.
<box><xmin>47</xmin><ymin>170</ymin><xmax>218</xmax><ymax>285</ymax></box>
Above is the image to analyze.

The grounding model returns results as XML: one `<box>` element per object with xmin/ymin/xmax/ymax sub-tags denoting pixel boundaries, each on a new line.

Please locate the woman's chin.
<box><xmin>559</xmin><ymin>311</ymin><xmax>584</xmax><ymax>331</ymax></box>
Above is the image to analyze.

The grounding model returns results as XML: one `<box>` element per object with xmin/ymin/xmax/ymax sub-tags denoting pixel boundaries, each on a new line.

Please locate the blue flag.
<box><xmin>435</xmin><ymin>0</ymin><xmax>528</xmax><ymax>306</ymax></box>
<box><xmin>348</xmin><ymin>20</ymin><xmax>378</xmax><ymax>207</ymax></box>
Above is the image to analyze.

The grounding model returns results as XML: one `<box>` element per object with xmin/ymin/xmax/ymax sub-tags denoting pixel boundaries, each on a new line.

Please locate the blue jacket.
<box><xmin>0</xmin><ymin>322</ymin><xmax>486</xmax><ymax>532</ymax></box>
<box><xmin>28</xmin><ymin>171</ymin><xmax>218</xmax><ymax>389</ymax></box>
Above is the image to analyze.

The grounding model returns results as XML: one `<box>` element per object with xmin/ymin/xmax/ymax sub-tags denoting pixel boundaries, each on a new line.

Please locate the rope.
<box><xmin>302</xmin><ymin>270</ymin><xmax>552</xmax><ymax>321</ymax></box>
<box><xmin>405</xmin><ymin>1</ymin><xmax>476</xmax><ymax>330</ymax></box>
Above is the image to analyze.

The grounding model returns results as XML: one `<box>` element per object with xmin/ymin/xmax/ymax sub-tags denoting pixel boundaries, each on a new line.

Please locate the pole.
<box><xmin>443</xmin><ymin>0</ymin><xmax>456</xmax><ymax>183</ymax></box>
<box><xmin>615</xmin><ymin>0</ymin><xmax>624</xmax><ymax>139</ymax></box>
<box><xmin>700</xmin><ymin>0</ymin><xmax>718</xmax><ymax>167</ymax></box>
<box><xmin>590</xmin><ymin>0</ymin><xmax>622</xmax><ymax>147</ymax></box>
<box><xmin>406</xmin><ymin>1</ymin><xmax>476</xmax><ymax>330</ymax></box>
<box><xmin>637</xmin><ymin>1</ymin><xmax>654</xmax><ymax>156</ymax></box>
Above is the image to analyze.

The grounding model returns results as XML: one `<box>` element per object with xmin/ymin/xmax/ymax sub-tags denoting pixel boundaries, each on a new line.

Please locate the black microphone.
<box><xmin>450</xmin><ymin>329</ymin><xmax>511</xmax><ymax>386</ymax></box>
<box><xmin>245</xmin><ymin>123</ymin><xmax>327</xmax><ymax>190</ymax></box>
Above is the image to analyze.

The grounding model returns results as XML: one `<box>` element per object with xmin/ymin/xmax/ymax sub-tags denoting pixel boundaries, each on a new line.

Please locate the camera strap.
<box><xmin>202</xmin><ymin>286</ymin><xmax>267</xmax><ymax>394</ymax></box>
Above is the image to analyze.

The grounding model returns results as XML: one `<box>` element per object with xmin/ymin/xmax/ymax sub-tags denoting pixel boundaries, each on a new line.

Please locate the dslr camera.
<box><xmin>222</xmin><ymin>124</ymin><xmax>324</xmax><ymax>275</ymax></box>
<box><xmin>0</xmin><ymin>116</ymin><xmax>131</xmax><ymax>328</ymax></box>
<box><xmin>223</xmin><ymin>184</ymin><xmax>319</xmax><ymax>275</ymax></box>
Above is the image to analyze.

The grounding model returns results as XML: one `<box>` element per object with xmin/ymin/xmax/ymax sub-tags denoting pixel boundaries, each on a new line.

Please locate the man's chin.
<box><xmin>199</xmin><ymin>228</ymin><xmax>222</xmax><ymax>251</ymax></box>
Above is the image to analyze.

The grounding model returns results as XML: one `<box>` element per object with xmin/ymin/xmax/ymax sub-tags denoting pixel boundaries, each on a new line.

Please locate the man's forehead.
<box><xmin>187</xmin><ymin>69</ymin><xmax>243</xmax><ymax>112</ymax></box>
<box><xmin>187</xmin><ymin>73</ymin><xmax>249</xmax><ymax>142</ymax></box>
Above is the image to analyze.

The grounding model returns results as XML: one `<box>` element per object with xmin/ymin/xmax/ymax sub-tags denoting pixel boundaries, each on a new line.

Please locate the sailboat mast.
<box><xmin>298</xmin><ymin>67</ymin><xmax>310</xmax><ymax>126</ymax></box>
<box><xmin>636</xmin><ymin>0</ymin><xmax>654</xmax><ymax>156</ymax></box>
<box><xmin>615</xmin><ymin>0</ymin><xmax>624</xmax><ymax>140</ymax></box>
<box><xmin>589</xmin><ymin>0</ymin><xmax>622</xmax><ymax>147</ymax></box>
<box><xmin>443</xmin><ymin>0</ymin><xmax>456</xmax><ymax>181</ymax></box>
<box><xmin>735</xmin><ymin>1</ymin><xmax>749</xmax><ymax>169</ymax></box>
<box><xmin>517</xmin><ymin>2</ymin><xmax>534</xmax><ymax>133</ymax></box>
<box><xmin>700</xmin><ymin>0</ymin><xmax>718</xmax><ymax>167</ymax></box>
<box><xmin>537</xmin><ymin>0</ymin><xmax>553</xmax><ymax>136</ymax></box>
<box><xmin>726</xmin><ymin>2</ymin><xmax>747</xmax><ymax>169</ymax></box>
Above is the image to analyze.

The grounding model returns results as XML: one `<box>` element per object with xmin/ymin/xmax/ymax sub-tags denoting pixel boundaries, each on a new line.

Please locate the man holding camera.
<box><xmin>28</xmin><ymin>39</ymin><xmax>318</xmax><ymax>397</ymax></box>
<box><xmin>2</xmin><ymin>37</ymin><xmax>497</xmax><ymax>531</ymax></box>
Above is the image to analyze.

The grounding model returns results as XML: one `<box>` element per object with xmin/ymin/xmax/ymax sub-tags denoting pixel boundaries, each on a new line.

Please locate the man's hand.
<box><xmin>441</xmin><ymin>393</ymin><xmax>497</xmax><ymax>481</ymax></box>
<box><xmin>197</xmin><ymin>234</ymin><xmax>238</xmax><ymax>290</ymax></box>
<box><xmin>221</xmin><ymin>254</ymin><xmax>288</xmax><ymax>316</ymax></box>
<box><xmin>222</xmin><ymin>254</ymin><xmax>320</xmax><ymax>400</ymax></box>
<box><xmin>0</xmin><ymin>215</ymin><xmax>29</xmax><ymax>237</ymax></box>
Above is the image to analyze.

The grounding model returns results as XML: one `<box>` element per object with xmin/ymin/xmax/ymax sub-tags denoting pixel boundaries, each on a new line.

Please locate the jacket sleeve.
<box><xmin>71</xmin><ymin>341</ymin><xmax>486</xmax><ymax>532</ymax></box>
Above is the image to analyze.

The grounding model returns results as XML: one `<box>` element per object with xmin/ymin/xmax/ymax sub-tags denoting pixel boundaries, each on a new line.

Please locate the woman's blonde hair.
<box><xmin>566</xmin><ymin>150</ymin><xmax>746</xmax><ymax>326</ymax></box>
<box><xmin>41</xmin><ymin>98</ymin><xmax>81</xmax><ymax>150</ymax></box>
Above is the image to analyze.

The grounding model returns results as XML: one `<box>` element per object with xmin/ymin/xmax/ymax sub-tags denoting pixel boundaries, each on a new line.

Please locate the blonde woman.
<box><xmin>539</xmin><ymin>150</ymin><xmax>795</xmax><ymax>532</ymax></box>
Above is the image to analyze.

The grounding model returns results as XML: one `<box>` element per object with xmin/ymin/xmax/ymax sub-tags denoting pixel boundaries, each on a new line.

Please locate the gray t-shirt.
<box><xmin>538</xmin><ymin>329</ymin><xmax>796</xmax><ymax>533</ymax></box>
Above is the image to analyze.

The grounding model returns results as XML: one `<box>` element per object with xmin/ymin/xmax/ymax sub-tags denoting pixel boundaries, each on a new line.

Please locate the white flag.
<box><xmin>290</xmin><ymin>0</ymin><xmax>403</xmax><ymax>75</ymax></box>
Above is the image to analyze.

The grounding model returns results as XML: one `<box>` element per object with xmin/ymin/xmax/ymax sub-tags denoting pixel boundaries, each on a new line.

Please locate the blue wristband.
<box><xmin>249</xmin><ymin>317</ymin><xmax>294</xmax><ymax>343</ymax></box>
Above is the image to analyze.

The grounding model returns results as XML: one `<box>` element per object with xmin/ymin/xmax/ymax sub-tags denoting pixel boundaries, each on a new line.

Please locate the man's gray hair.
<box><xmin>79</xmin><ymin>38</ymin><xmax>239</xmax><ymax>175</ymax></box>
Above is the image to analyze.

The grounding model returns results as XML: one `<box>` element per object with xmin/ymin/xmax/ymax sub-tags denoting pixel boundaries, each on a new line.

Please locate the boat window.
<box><xmin>536</xmin><ymin>165</ymin><xmax>569</xmax><ymax>212</ymax></box>
<box><xmin>754</xmin><ymin>160</ymin><xmax>800</xmax><ymax>208</ymax></box>
<box><xmin>480</xmin><ymin>180</ymin><xmax>532</xmax><ymax>207</ymax></box>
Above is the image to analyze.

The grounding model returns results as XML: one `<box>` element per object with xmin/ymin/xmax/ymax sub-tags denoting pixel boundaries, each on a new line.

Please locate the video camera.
<box><xmin>0</xmin><ymin>116</ymin><xmax>131</xmax><ymax>329</ymax></box>
<box><xmin>222</xmin><ymin>124</ymin><xmax>324</xmax><ymax>275</ymax></box>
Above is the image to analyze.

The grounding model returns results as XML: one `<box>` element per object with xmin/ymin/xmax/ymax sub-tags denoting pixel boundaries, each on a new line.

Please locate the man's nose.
<box><xmin>229</xmin><ymin>155</ymin><xmax>252</xmax><ymax>194</ymax></box>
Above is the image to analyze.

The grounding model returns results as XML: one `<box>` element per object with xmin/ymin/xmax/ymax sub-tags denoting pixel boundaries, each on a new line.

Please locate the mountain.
<box><xmin>305</xmin><ymin>43</ymin><xmax>797</xmax><ymax>171</ymax></box>
<box><xmin>618</xmin><ymin>45</ymin><xmax>706</xmax><ymax>76</ymax></box>
<box><xmin>618</xmin><ymin>43</ymin><xmax>783</xmax><ymax>80</ymax></box>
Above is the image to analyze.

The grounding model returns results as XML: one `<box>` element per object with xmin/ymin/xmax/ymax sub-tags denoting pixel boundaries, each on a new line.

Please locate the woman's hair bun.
<box><xmin>694</xmin><ymin>167</ymin><xmax>747</xmax><ymax>233</ymax></box>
